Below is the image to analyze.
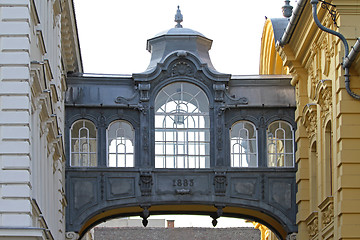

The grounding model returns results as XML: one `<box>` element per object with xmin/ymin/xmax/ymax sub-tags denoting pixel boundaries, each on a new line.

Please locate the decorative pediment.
<box><xmin>133</xmin><ymin>50</ymin><xmax>231</xmax><ymax>85</ymax></box>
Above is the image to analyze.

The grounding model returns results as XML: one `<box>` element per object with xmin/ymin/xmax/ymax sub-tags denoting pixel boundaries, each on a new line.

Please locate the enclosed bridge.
<box><xmin>65</xmin><ymin>8</ymin><xmax>297</xmax><ymax>240</ymax></box>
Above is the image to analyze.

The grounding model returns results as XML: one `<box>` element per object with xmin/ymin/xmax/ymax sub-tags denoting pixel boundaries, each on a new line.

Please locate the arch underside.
<box><xmin>78</xmin><ymin>204</ymin><xmax>290</xmax><ymax>240</ymax></box>
<box><xmin>66</xmin><ymin>169</ymin><xmax>297</xmax><ymax>240</ymax></box>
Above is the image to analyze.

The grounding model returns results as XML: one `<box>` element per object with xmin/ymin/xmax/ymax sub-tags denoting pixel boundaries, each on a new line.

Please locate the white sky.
<box><xmin>74</xmin><ymin>0</ymin><xmax>287</xmax><ymax>75</ymax></box>
<box><xmin>74</xmin><ymin>0</ymin><xmax>288</xmax><ymax>229</ymax></box>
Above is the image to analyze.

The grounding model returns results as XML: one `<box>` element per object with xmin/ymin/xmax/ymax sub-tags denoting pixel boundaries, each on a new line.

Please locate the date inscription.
<box><xmin>172</xmin><ymin>179</ymin><xmax>194</xmax><ymax>187</ymax></box>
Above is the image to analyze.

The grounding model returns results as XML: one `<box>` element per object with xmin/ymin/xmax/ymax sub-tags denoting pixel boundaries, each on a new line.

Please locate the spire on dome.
<box><xmin>175</xmin><ymin>6</ymin><xmax>183</xmax><ymax>28</ymax></box>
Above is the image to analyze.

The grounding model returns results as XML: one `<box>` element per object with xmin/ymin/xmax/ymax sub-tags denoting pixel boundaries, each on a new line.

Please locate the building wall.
<box><xmin>0</xmin><ymin>0</ymin><xmax>80</xmax><ymax>239</ymax></box>
<box><xmin>274</xmin><ymin>0</ymin><xmax>360</xmax><ymax>239</ymax></box>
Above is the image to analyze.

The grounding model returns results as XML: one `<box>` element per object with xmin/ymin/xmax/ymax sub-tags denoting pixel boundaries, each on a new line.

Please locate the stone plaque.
<box><xmin>156</xmin><ymin>174</ymin><xmax>210</xmax><ymax>195</ymax></box>
<box><xmin>230</xmin><ymin>177</ymin><xmax>259</xmax><ymax>200</ymax></box>
<box><xmin>107</xmin><ymin>177</ymin><xmax>135</xmax><ymax>200</ymax></box>
<box><xmin>269</xmin><ymin>179</ymin><xmax>292</xmax><ymax>211</ymax></box>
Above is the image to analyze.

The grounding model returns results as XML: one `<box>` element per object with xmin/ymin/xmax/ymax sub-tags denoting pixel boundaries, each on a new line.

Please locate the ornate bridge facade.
<box><xmin>64</xmin><ymin>17</ymin><xmax>297</xmax><ymax>240</ymax></box>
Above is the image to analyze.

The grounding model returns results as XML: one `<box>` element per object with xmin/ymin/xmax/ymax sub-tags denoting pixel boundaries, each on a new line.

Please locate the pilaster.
<box><xmin>0</xmin><ymin>0</ymin><xmax>32</xmax><ymax>231</ymax></box>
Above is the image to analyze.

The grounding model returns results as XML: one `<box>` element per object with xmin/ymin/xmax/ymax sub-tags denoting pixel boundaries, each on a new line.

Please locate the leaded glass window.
<box><xmin>267</xmin><ymin>121</ymin><xmax>294</xmax><ymax>167</ymax></box>
<box><xmin>230</xmin><ymin>121</ymin><xmax>258</xmax><ymax>167</ymax></box>
<box><xmin>107</xmin><ymin>120</ymin><xmax>134</xmax><ymax>167</ymax></box>
<box><xmin>155</xmin><ymin>82</ymin><xmax>210</xmax><ymax>168</ymax></box>
<box><xmin>70</xmin><ymin>120</ymin><xmax>97</xmax><ymax>166</ymax></box>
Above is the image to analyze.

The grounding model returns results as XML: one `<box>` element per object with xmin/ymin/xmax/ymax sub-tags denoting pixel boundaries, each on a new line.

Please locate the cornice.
<box><xmin>61</xmin><ymin>0</ymin><xmax>83</xmax><ymax>74</ymax></box>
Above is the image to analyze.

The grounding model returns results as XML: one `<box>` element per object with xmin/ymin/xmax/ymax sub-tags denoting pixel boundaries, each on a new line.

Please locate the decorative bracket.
<box><xmin>139</xmin><ymin>170</ymin><xmax>152</xmax><ymax>196</ymax></box>
<box><xmin>213</xmin><ymin>83</ymin><xmax>226</xmax><ymax>102</ymax></box>
<box><xmin>319</xmin><ymin>0</ymin><xmax>338</xmax><ymax>28</ymax></box>
<box><xmin>138</xmin><ymin>83</ymin><xmax>150</xmax><ymax>102</ymax></box>
<box><xmin>214</xmin><ymin>171</ymin><xmax>227</xmax><ymax>196</ymax></box>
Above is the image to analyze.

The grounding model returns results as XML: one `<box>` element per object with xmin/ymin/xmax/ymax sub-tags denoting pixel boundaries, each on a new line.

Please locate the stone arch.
<box><xmin>73</xmin><ymin>203</ymin><xmax>295</xmax><ymax>240</ymax></box>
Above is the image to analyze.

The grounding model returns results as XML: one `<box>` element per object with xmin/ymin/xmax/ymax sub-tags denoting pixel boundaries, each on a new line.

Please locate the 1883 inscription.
<box><xmin>172</xmin><ymin>179</ymin><xmax>194</xmax><ymax>187</ymax></box>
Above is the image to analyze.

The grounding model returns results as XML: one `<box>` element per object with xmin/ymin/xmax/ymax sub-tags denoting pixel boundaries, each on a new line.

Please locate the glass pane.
<box><xmin>166</xmin><ymin>157</ymin><xmax>175</xmax><ymax>168</ymax></box>
<box><xmin>71</xmin><ymin>139</ymin><xmax>79</xmax><ymax>152</ymax></box>
<box><xmin>154</xmin><ymin>82</ymin><xmax>209</xmax><ymax>169</ymax></box>
<box><xmin>71</xmin><ymin>153</ymin><xmax>79</xmax><ymax>166</ymax></box>
<box><xmin>126</xmin><ymin>154</ymin><xmax>134</xmax><ymax>167</ymax></box>
<box><xmin>285</xmin><ymin>140</ymin><xmax>293</xmax><ymax>154</ymax></box>
<box><xmin>90</xmin><ymin>153</ymin><xmax>97</xmax><ymax>166</ymax></box>
<box><xmin>285</xmin><ymin>154</ymin><xmax>294</xmax><ymax>167</ymax></box>
<box><xmin>248</xmin><ymin>154</ymin><xmax>257</xmax><ymax>167</ymax></box>
<box><xmin>275</xmin><ymin>129</ymin><xmax>285</xmax><ymax>139</ymax></box>
<box><xmin>89</xmin><ymin>139</ymin><xmax>97</xmax><ymax>153</ymax></box>
<box><xmin>268</xmin><ymin>154</ymin><xmax>277</xmax><ymax>167</ymax></box>
<box><xmin>108</xmin><ymin>154</ymin><xmax>117</xmax><ymax>167</ymax></box>
<box><xmin>79</xmin><ymin>128</ymin><xmax>88</xmax><ymax>138</ymax></box>
<box><xmin>155</xmin><ymin>156</ymin><xmax>164</xmax><ymax>168</ymax></box>
<box><xmin>80</xmin><ymin>153</ymin><xmax>88</xmax><ymax>166</ymax></box>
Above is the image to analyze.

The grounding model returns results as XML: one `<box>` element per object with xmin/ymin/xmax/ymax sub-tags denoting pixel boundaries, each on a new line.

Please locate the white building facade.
<box><xmin>0</xmin><ymin>0</ymin><xmax>81</xmax><ymax>239</ymax></box>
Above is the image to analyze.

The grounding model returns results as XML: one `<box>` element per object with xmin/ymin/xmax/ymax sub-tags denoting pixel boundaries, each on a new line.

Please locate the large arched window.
<box><xmin>267</xmin><ymin>121</ymin><xmax>294</xmax><ymax>167</ymax></box>
<box><xmin>230</xmin><ymin>121</ymin><xmax>258</xmax><ymax>167</ymax></box>
<box><xmin>70</xmin><ymin>120</ymin><xmax>97</xmax><ymax>167</ymax></box>
<box><xmin>154</xmin><ymin>82</ymin><xmax>210</xmax><ymax>168</ymax></box>
<box><xmin>107</xmin><ymin>120</ymin><xmax>135</xmax><ymax>167</ymax></box>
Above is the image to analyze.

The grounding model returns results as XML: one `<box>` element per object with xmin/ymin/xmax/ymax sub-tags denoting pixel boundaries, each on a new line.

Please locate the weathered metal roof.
<box><xmin>269</xmin><ymin>18</ymin><xmax>289</xmax><ymax>43</ymax></box>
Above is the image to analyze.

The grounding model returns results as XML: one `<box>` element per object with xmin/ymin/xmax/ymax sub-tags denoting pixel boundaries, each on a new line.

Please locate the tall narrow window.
<box><xmin>155</xmin><ymin>82</ymin><xmax>210</xmax><ymax>168</ymax></box>
<box><xmin>107</xmin><ymin>120</ymin><xmax>135</xmax><ymax>167</ymax></box>
<box><xmin>267</xmin><ymin>121</ymin><xmax>294</xmax><ymax>167</ymax></box>
<box><xmin>310</xmin><ymin>142</ymin><xmax>318</xmax><ymax>211</ymax></box>
<box><xmin>325</xmin><ymin>121</ymin><xmax>333</xmax><ymax>196</ymax></box>
<box><xmin>70</xmin><ymin>120</ymin><xmax>97</xmax><ymax>166</ymax></box>
<box><xmin>230</xmin><ymin>121</ymin><xmax>258</xmax><ymax>167</ymax></box>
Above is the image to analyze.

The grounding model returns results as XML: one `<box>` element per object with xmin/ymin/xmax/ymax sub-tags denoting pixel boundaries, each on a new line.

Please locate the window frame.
<box><xmin>70</xmin><ymin>119</ymin><xmax>97</xmax><ymax>167</ymax></box>
<box><xmin>106</xmin><ymin>120</ymin><xmax>135</xmax><ymax>168</ymax></box>
<box><xmin>154</xmin><ymin>82</ymin><xmax>210</xmax><ymax>169</ymax></box>
<box><xmin>230</xmin><ymin>120</ymin><xmax>258</xmax><ymax>168</ymax></box>
<box><xmin>266</xmin><ymin>120</ymin><xmax>294</xmax><ymax>168</ymax></box>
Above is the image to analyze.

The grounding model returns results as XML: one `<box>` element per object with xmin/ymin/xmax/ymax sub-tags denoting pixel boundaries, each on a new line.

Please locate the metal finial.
<box><xmin>175</xmin><ymin>6</ymin><xmax>183</xmax><ymax>28</ymax></box>
<box><xmin>282</xmin><ymin>0</ymin><xmax>293</xmax><ymax>18</ymax></box>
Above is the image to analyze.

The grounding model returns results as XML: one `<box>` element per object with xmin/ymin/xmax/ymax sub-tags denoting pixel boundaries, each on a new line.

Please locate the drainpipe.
<box><xmin>310</xmin><ymin>0</ymin><xmax>360</xmax><ymax>100</ymax></box>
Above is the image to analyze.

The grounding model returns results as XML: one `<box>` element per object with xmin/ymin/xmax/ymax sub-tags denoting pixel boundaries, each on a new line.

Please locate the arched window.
<box><xmin>324</xmin><ymin>121</ymin><xmax>333</xmax><ymax>196</ymax></box>
<box><xmin>70</xmin><ymin>120</ymin><xmax>97</xmax><ymax>167</ymax></box>
<box><xmin>310</xmin><ymin>141</ymin><xmax>318</xmax><ymax>211</ymax></box>
<box><xmin>267</xmin><ymin>121</ymin><xmax>294</xmax><ymax>167</ymax></box>
<box><xmin>154</xmin><ymin>82</ymin><xmax>210</xmax><ymax>168</ymax></box>
<box><xmin>230</xmin><ymin>121</ymin><xmax>258</xmax><ymax>167</ymax></box>
<box><xmin>107</xmin><ymin>120</ymin><xmax>134</xmax><ymax>167</ymax></box>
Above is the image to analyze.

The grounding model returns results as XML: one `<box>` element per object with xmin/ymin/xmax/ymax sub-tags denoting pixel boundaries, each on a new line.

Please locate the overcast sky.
<box><xmin>74</xmin><ymin>0</ymin><xmax>289</xmax><ymax>75</ymax></box>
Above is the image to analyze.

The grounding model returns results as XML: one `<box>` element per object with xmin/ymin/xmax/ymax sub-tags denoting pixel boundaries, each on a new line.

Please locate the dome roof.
<box><xmin>143</xmin><ymin>6</ymin><xmax>217</xmax><ymax>73</ymax></box>
<box><xmin>154</xmin><ymin>27</ymin><xmax>206</xmax><ymax>38</ymax></box>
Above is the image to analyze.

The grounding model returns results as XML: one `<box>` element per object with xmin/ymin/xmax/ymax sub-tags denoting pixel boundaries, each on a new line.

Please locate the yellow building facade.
<box><xmin>261</xmin><ymin>0</ymin><xmax>360</xmax><ymax>239</ymax></box>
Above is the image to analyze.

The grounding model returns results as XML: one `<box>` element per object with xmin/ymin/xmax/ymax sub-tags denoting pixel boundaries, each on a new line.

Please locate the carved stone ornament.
<box><xmin>308</xmin><ymin>217</ymin><xmax>318</xmax><ymax>237</ymax></box>
<box><xmin>306</xmin><ymin>212</ymin><xmax>318</xmax><ymax>238</ymax></box>
<box><xmin>214</xmin><ymin>172</ymin><xmax>227</xmax><ymax>196</ymax></box>
<box><xmin>213</xmin><ymin>83</ymin><xmax>226</xmax><ymax>102</ymax></box>
<box><xmin>216</xmin><ymin>126</ymin><xmax>223</xmax><ymax>150</ymax></box>
<box><xmin>307</xmin><ymin>42</ymin><xmax>321</xmax><ymax>100</ymax></box>
<box><xmin>302</xmin><ymin>103</ymin><xmax>317</xmax><ymax>139</ymax></box>
<box><xmin>286</xmin><ymin>233</ymin><xmax>297</xmax><ymax>240</ymax></box>
<box><xmin>315</xmin><ymin>79</ymin><xmax>332</xmax><ymax>124</ymax></box>
<box><xmin>171</xmin><ymin>61</ymin><xmax>194</xmax><ymax>77</ymax></box>
<box><xmin>319</xmin><ymin>196</ymin><xmax>334</xmax><ymax>227</ymax></box>
<box><xmin>65</xmin><ymin>232</ymin><xmax>79</xmax><ymax>240</ymax></box>
<box><xmin>322</xmin><ymin>201</ymin><xmax>334</xmax><ymax>226</ymax></box>
<box><xmin>139</xmin><ymin>171</ymin><xmax>152</xmax><ymax>196</ymax></box>
<box><xmin>138</xmin><ymin>83</ymin><xmax>150</xmax><ymax>102</ymax></box>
